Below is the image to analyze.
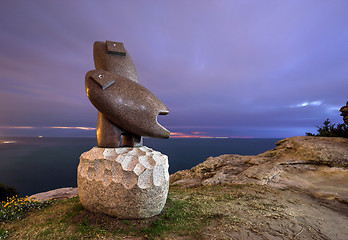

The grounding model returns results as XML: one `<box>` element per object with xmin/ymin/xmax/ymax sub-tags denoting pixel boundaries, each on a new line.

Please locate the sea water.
<box><xmin>0</xmin><ymin>137</ymin><xmax>281</xmax><ymax>196</ymax></box>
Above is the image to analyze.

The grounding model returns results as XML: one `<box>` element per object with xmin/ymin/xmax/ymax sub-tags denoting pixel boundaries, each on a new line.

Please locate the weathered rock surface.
<box><xmin>78</xmin><ymin>146</ymin><xmax>169</xmax><ymax>219</ymax></box>
<box><xmin>170</xmin><ymin>136</ymin><xmax>348</xmax><ymax>202</ymax></box>
<box><xmin>340</xmin><ymin>101</ymin><xmax>348</xmax><ymax>124</ymax></box>
<box><xmin>29</xmin><ymin>187</ymin><xmax>78</xmax><ymax>201</ymax></box>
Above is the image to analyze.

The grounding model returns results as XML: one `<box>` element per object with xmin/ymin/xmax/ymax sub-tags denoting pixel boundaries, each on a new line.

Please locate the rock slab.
<box><xmin>170</xmin><ymin>136</ymin><xmax>348</xmax><ymax>202</ymax></box>
<box><xmin>78</xmin><ymin>146</ymin><xmax>169</xmax><ymax>219</ymax></box>
<box><xmin>29</xmin><ymin>187</ymin><xmax>78</xmax><ymax>202</ymax></box>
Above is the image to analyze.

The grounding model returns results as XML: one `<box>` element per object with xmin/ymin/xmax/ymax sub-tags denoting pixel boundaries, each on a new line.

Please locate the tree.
<box><xmin>306</xmin><ymin>119</ymin><xmax>348</xmax><ymax>138</ymax></box>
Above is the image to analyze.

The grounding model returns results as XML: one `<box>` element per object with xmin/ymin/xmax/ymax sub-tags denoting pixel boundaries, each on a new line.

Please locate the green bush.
<box><xmin>306</xmin><ymin>119</ymin><xmax>348</xmax><ymax>138</ymax></box>
<box><xmin>0</xmin><ymin>195</ymin><xmax>55</xmax><ymax>222</ymax></box>
<box><xmin>0</xmin><ymin>183</ymin><xmax>18</xmax><ymax>202</ymax></box>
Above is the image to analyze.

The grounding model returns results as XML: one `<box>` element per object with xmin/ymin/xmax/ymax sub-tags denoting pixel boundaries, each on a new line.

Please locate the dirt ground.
<box><xmin>70</xmin><ymin>184</ymin><xmax>348</xmax><ymax>240</ymax></box>
<box><xmin>2</xmin><ymin>184</ymin><xmax>348</xmax><ymax>240</ymax></box>
<box><xmin>171</xmin><ymin>185</ymin><xmax>348</xmax><ymax>240</ymax></box>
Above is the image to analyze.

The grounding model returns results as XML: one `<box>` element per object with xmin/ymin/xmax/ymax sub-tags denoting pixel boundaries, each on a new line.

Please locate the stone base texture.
<box><xmin>77</xmin><ymin>146</ymin><xmax>169</xmax><ymax>219</ymax></box>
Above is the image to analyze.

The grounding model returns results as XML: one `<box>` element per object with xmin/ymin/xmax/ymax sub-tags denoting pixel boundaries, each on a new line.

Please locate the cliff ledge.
<box><xmin>171</xmin><ymin>136</ymin><xmax>348</xmax><ymax>202</ymax></box>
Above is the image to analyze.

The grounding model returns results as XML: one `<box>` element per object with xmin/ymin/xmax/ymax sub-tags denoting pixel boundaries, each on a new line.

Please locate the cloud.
<box><xmin>192</xmin><ymin>131</ymin><xmax>204</xmax><ymax>135</ymax></box>
<box><xmin>0</xmin><ymin>126</ymin><xmax>35</xmax><ymax>129</ymax></box>
<box><xmin>0</xmin><ymin>126</ymin><xmax>95</xmax><ymax>131</ymax></box>
<box><xmin>326</xmin><ymin>106</ymin><xmax>340</xmax><ymax>111</ymax></box>
<box><xmin>291</xmin><ymin>101</ymin><xmax>322</xmax><ymax>108</ymax></box>
<box><xmin>170</xmin><ymin>132</ymin><xmax>212</xmax><ymax>138</ymax></box>
<box><xmin>48</xmin><ymin>126</ymin><xmax>95</xmax><ymax>131</ymax></box>
<box><xmin>0</xmin><ymin>1</ymin><xmax>347</xmax><ymax>138</ymax></box>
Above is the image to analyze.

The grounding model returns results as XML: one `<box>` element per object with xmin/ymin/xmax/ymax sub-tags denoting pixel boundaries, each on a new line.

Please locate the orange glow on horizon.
<box><xmin>49</xmin><ymin>126</ymin><xmax>96</xmax><ymax>130</ymax></box>
<box><xmin>0</xmin><ymin>141</ymin><xmax>16</xmax><ymax>144</ymax></box>
<box><xmin>0</xmin><ymin>126</ymin><xmax>35</xmax><ymax>129</ymax></box>
<box><xmin>170</xmin><ymin>132</ymin><xmax>213</xmax><ymax>138</ymax></box>
<box><xmin>192</xmin><ymin>131</ymin><xmax>202</xmax><ymax>134</ymax></box>
<box><xmin>0</xmin><ymin>126</ymin><xmax>96</xmax><ymax>131</ymax></box>
<box><xmin>0</xmin><ymin>126</ymin><xmax>254</xmax><ymax>138</ymax></box>
<box><xmin>169</xmin><ymin>131</ymin><xmax>255</xmax><ymax>138</ymax></box>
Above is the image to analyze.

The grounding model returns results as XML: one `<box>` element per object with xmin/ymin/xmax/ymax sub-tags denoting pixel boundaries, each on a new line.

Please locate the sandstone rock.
<box><xmin>171</xmin><ymin>178</ymin><xmax>201</xmax><ymax>188</ymax></box>
<box><xmin>264</xmin><ymin>136</ymin><xmax>348</xmax><ymax>167</ymax></box>
<box><xmin>170</xmin><ymin>136</ymin><xmax>348</xmax><ymax>202</ymax></box>
<box><xmin>29</xmin><ymin>187</ymin><xmax>78</xmax><ymax>202</ymax></box>
<box><xmin>340</xmin><ymin>101</ymin><xmax>348</xmax><ymax>124</ymax></box>
<box><xmin>78</xmin><ymin>146</ymin><xmax>169</xmax><ymax>219</ymax></box>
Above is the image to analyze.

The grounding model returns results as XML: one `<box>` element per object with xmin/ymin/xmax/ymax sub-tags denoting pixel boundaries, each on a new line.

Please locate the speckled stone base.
<box><xmin>77</xmin><ymin>146</ymin><xmax>169</xmax><ymax>219</ymax></box>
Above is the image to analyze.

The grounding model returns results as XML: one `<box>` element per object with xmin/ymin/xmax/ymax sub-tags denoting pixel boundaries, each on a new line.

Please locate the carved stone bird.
<box><xmin>85</xmin><ymin>41</ymin><xmax>170</xmax><ymax>147</ymax></box>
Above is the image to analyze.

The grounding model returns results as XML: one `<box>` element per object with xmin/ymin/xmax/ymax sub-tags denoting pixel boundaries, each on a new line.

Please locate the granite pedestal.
<box><xmin>77</xmin><ymin>146</ymin><xmax>169</xmax><ymax>219</ymax></box>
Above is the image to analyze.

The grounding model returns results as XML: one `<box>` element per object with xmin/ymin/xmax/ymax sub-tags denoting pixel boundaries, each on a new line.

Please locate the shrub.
<box><xmin>0</xmin><ymin>183</ymin><xmax>18</xmax><ymax>202</ymax></box>
<box><xmin>0</xmin><ymin>195</ymin><xmax>55</xmax><ymax>222</ymax></box>
<box><xmin>306</xmin><ymin>119</ymin><xmax>348</xmax><ymax>138</ymax></box>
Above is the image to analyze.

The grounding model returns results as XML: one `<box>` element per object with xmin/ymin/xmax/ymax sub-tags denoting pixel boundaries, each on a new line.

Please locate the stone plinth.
<box><xmin>77</xmin><ymin>146</ymin><xmax>169</xmax><ymax>219</ymax></box>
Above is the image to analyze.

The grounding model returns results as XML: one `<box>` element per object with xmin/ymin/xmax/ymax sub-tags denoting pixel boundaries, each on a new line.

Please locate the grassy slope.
<box><xmin>1</xmin><ymin>184</ymin><xmax>348</xmax><ymax>240</ymax></box>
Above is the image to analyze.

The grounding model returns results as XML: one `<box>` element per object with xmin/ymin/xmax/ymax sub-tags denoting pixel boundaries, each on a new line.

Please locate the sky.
<box><xmin>0</xmin><ymin>0</ymin><xmax>347</xmax><ymax>138</ymax></box>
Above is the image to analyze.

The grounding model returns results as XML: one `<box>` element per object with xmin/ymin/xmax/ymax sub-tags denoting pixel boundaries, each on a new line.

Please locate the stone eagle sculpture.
<box><xmin>85</xmin><ymin>41</ymin><xmax>170</xmax><ymax>147</ymax></box>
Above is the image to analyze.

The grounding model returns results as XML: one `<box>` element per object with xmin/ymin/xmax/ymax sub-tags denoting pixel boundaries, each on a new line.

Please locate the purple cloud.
<box><xmin>0</xmin><ymin>0</ymin><xmax>347</xmax><ymax>138</ymax></box>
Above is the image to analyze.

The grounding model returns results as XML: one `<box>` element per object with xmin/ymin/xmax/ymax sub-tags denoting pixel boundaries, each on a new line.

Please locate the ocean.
<box><xmin>0</xmin><ymin>137</ymin><xmax>281</xmax><ymax>196</ymax></box>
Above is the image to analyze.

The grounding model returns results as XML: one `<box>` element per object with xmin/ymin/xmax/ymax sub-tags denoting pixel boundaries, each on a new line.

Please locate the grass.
<box><xmin>0</xmin><ymin>184</ymin><xmax>294</xmax><ymax>240</ymax></box>
<box><xmin>140</xmin><ymin>197</ymin><xmax>202</xmax><ymax>239</ymax></box>
<box><xmin>0</xmin><ymin>227</ymin><xmax>8</xmax><ymax>239</ymax></box>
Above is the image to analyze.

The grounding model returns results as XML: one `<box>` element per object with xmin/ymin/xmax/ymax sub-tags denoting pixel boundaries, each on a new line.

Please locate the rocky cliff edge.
<box><xmin>170</xmin><ymin>136</ymin><xmax>348</xmax><ymax>202</ymax></box>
